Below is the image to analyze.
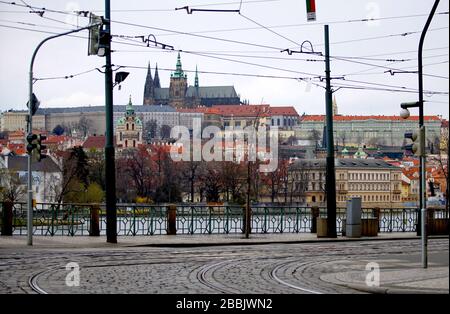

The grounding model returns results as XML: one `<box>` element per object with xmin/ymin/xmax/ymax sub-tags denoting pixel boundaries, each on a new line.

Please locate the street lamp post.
<box><xmin>27</xmin><ymin>25</ymin><xmax>97</xmax><ymax>246</ymax></box>
<box><xmin>399</xmin><ymin>0</ymin><xmax>440</xmax><ymax>269</ymax></box>
<box><xmin>104</xmin><ymin>0</ymin><xmax>118</xmax><ymax>244</ymax></box>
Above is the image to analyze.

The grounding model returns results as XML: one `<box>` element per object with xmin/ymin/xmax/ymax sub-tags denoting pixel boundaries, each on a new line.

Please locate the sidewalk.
<box><xmin>320</xmin><ymin>257</ymin><xmax>449</xmax><ymax>294</ymax></box>
<box><xmin>0</xmin><ymin>232</ymin><xmax>447</xmax><ymax>249</ymax></box>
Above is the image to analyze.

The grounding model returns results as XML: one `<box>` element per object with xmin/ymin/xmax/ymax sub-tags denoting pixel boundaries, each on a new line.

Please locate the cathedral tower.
<box><xmin>169</xmin><ymin>53</ymin><xmax>188</xmax><ymax>108</ymax></box>
<box><xmin>143</xmin><ymin>62</ymin><xmax>155</xmax><ymax>105</ymax></box>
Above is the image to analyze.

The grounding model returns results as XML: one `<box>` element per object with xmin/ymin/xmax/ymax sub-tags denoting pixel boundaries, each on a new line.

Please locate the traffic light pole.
<box><xmin>104</xmin><ymin>0</ymin><xmax>117</xmax><ymax>243</ymax></box>
<box><xmin>324</xmin><ymin>25</ymin><xmax>337</xmax><ymax>238</ymax></box>
<box><xmin>27</xmin><ymin>25</ymin><xmax>95</xmax><ymax>246</ymax></box>
<box><xmin>417</xmin><ymin>0</ymin><xmax>440</xmax><ymax>268</ymax></box>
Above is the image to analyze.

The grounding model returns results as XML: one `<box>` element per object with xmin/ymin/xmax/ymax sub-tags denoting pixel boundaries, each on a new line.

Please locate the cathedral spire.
<box><xmin>143</xmin><ymin>61</ymin><xmax>155</xmax><ymax>105</ymax></box>
<box><xmin>195</xmin><ymin>65</ymin><xmax>199</xmax><ymax>88</ymax></box>
<box><xmin>172</xmin><ymin>52</ymin><xmax>186</xmax><ymax>78</ymax></box>
<box><xmin>154</xmin><ymin>63</ymin><xmax>161</xmax><ymax>88</ymax></box>
<box><xmin>126</xmin><ymin>95</ymin><xmax>135</xmax><ymax>117</ymax></box>
<box><xmin>332</xmin><ymin>95</ymin><xmax>338</xmax><ymax>116</ymax></box>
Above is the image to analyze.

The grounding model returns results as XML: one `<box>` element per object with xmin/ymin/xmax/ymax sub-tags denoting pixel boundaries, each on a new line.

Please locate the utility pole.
<box><xmin>324</xmin><ymin>25</ymin><xmax>337</xmax><ymax>238</ymax></box>
<box><xmin>104</xmin><ymin>0</ymin><xmax>117</xmax><ymax>243</ymax></box>
<box><xmin>417</xmin><ymin>0</ymin><xmax>440</xmax><ymax>268</ymax></box>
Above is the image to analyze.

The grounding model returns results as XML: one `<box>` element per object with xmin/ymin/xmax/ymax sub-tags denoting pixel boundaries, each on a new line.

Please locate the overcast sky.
<box><xmin>0</xmin><ymin>0</ymin><xmax>448</xmax><ymax>118</ymax></box>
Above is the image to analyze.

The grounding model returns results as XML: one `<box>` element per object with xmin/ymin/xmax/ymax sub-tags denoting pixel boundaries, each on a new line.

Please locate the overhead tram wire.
<box><xmin>309</xmin><ymin>27</ymin><xmax>449</xmax><ymax>47</ymax></box>
<box><xmin>110</xmin><ymin>35</ymin><xmax>324</xmax><ymax>78</ymax></box>
<box><xmin>236</xmin><ymin>3</ymin><xmax>448</xmax><ymax>82</ymax></box>
<box><xmin>112</xmin><ymin>34</ymin><xmax>447</xmax><ymax>96</ymax></box>
<box><xmin>344</xmin><ymin>60</ymin><xmax>450</xmax><ymax>77</ymax></box>
<box><xmin>345</xmin><ymin>46</ymin><xmax>449</xmax><ymax>59</ymax></box>
<box><xmin>152</xmin><ymin>11</ymin><xmax>449</xmax><ymax>37</ymax></box>
<box><xmin>0</xmin><ymin>18</ymin><xmax>73</xmax><ymax>31</ymax></box>
<box><xmin>0</xmin><ymin>20</ymin><xmax>323</xmax><ymax>82</ymax></box>
<box><xmin>3</xmin><ymin>1</ymin><xmax>448</xmax><ymax>92</ymax></box>
<box><xmin>1</xmin><ymin>26</ymin><xmax>445</xmax><ymax>95</ymax></box>
<box><xmin>86</xmin><ymin>0</ymin><xmax>281</xmax><ymax>13</ymax></box>
<box><xmin>115</xmin><ymin>64</ymin><xmax>312</xmax><ymax>81</ymax></box>
<box><xmin>4</xmin><ymin>14</ymin><xmax>445</xmax><ymax>93</ymax></box>
<box><xmin>338</xmin><ymin>53</ymin><xmax>450</xmax><ymax>77</ymax></box>
<box><xmin>1</xmin><ymin>0</ymin><xmax>446</xmax><ymax>66</ymax></box>
<box><xmin>34</xmin><ymin>68</ymin><xmax>98</xmax><ymax>81</ymax></box>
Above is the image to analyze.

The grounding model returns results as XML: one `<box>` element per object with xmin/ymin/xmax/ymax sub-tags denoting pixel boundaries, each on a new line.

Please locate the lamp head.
<box><xmin>400</xmin><ymin>108</ymin><xmax>410</xmax><ymax>119</ymax></box>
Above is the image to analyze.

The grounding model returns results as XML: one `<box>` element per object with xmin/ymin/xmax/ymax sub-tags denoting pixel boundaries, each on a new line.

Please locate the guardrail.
<box><xmin>1</xmin><ymin>202</ymin><xmax>447</xmax><ymax>236</ymax></box>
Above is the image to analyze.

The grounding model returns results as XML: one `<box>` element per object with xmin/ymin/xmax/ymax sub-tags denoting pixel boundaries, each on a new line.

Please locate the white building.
<box><xmin>0</xmin><ymin>155</ymin><xmax>62</xmax><ymax>203</ymax></box>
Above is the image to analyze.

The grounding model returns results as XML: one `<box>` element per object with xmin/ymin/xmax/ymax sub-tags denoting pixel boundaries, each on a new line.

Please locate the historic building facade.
<box><xmin>143</xmin><ymin>53</ymin><xmax>241</xmax><ymax>108</ymax></box>
<box><xmin>296</xmin><ymin>115</ymin><xmax>442</xmax><ymax>148</ymax></box>
<box><xmin>115</xmin><ymin>97</ymin><xmax>143</xmax><ymax>149</ymax></box>
<box><xmin>288</xmin><ymin>159</ymin><xmax>403</xmax><ymax>208</ymax></box>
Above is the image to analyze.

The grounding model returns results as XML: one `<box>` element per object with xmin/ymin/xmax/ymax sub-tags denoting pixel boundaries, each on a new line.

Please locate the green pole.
<box><xmin>105</xmin><ymin>0</ymin><xmax>117</xmax><ymax>243</ymax></box>
<box><xmin>324</xmin><ymin>25</ymin><xmax>337</xmax><ymax>238</ymax></box>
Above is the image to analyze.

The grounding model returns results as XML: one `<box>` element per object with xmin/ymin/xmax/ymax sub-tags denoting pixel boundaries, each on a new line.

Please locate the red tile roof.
<box><xmin>82</xmin><ymin>135</ymin><xmax>106</xmax><ymax>149</ymax></box>
<box><xmin>211</xmin><ymin>105</ymin><xmax>299</xmax><ymax>118</ymax></box>
<box><xmin>301</xmin><ymin>115</ymin><xmax>442</xmax><ymax>122</ymax></box>
<box><xmin>177</xmin><ymin>107</ymin><xmax>221</xmax><ymax>115</ymax></box>
<box><xmin>44</xmin><ymin>135</ymin><xmax>69</xmax><ymax>145</ymax></box>
<box><xmin>7</xmin><ymin>143</ymin><xmax>26</xmax><ymax>155</ymax></box>
<box><xmin>269</xmin><ymin>106</ymin><xmax>300</xmax><ymax>117</ymax></box>
<box><xmin>212</xmin><ymin>105</ymin><xmax>271</xmax><ymax>117</ymax></box>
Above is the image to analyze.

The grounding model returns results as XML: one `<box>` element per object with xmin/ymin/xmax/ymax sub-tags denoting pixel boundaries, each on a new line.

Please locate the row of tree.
<box><xmin>51</xmin><ymin>145</ymin><xmax>299</xmax><ymax>205</ymax></box>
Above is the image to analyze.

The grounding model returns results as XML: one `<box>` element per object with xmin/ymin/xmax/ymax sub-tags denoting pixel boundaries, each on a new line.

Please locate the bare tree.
<box><xmin>0</xmin><ymin>169</ymin><xmax>25</xmax><ymax>203</ymax></box>
<box><xmin>221</xmin><ymin>161</ymin><xmax>246</xmax><ymax>204</ymax></box>
<box><xmin>144</xmin><ymin>119</ymin><xmax>158</xmax><ymax>142</ymax></box>
<box><xmin>50</xmin><ymin>148</ymin><xmax>89</xmax><ymax>205</ymax></box>
<box><xmin>77</xmin><ymin>116</ymin><xmax>93</xmax><ymax>137</ymax></box>
<box><xmin>179</xmin><ymin>160</ymin><xmax>203</xmax><ymax>203</ymax></box>
<box><xmin>116</xmin><ymin>147</ymin><xmax>154</xmax><ymax>200</ymax></box>
<box><xmin>309</xmin><ymin>129</ymin><xmax>321</xmax><ymax>148</ymax></box>
<box><xmin>200</xmin><ymin>162</ymin><xmax>223</xmax><ymax>203</ymax></box>
<box><xmin>429</xmin><ymin>131</ymin><xmax>449</xmax><ymax>211</ymax></box>
<box><xmin>160</xmin><ymin>125</ymin><xmax>172</xmax><ymax>140</ymax></box>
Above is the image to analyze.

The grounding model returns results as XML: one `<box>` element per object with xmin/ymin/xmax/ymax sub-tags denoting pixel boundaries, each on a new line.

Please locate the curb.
<box><xmin>342</xmin><ymin>283</ymin><xmax>449</xmax><ymax>295</ymax></box>
<box><xmin>125</xmin><ymin>235</ymin><xmax>449</xmax><ymax>248</ymax></box>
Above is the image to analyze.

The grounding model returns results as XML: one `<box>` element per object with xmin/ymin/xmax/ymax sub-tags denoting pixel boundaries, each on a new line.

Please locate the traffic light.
<box><xmin>404</xmin><ymin>126</ymin><xmax>425</xmax><ymax>157</ymax></box>
<box><xmin>36</xmin><ymin>134</ymin><xmax>47</xmax><ymax>162</ymax></box>
<box><xmin>97</xmin><ymin>28</ymin><xmax>110</xmax><ymax>57</ymax></box>
<box><xmin>26</xmin><ymin>133</ymin><xmax>37</xmax><ymax>155</ymax></box>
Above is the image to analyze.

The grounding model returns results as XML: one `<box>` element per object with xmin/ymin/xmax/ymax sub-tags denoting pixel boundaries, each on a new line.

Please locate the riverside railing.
<box><xmin>1</xmin><ymin>202</ymin><xmax>446</xmax><ymax>236</ymax></box>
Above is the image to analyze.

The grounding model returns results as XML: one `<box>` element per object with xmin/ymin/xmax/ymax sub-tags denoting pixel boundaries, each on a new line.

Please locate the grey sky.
<box><xmin>0</xmin><ymin>0</ymin><xmax>448</xmax><ymax>118</ymax></box>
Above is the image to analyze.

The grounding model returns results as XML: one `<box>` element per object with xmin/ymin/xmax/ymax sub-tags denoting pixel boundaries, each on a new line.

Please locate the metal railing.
<box><xmin>1</xmin><ymin>202</ymin><xmax>447</xmax><ymax>236</ymax></box>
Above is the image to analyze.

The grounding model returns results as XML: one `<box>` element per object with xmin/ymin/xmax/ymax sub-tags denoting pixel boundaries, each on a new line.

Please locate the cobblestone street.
<box><xmin>0</xmin><ymin>238</ymin><xmax>448</xmax><ymax>294</ymax></box>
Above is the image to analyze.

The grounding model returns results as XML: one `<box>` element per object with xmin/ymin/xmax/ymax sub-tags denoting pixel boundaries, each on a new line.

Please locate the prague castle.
<box><xmin>143</xmin><ymin>53</ymin><xmax>241</xmax><ymax>108</ymax></box>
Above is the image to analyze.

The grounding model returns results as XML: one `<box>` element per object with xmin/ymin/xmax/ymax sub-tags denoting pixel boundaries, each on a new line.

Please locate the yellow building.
<box><xmin>289</xmin><ymin>159</ymin><xmax>403</xmax><ymax>208</ymax></box>
<box><xmin>0</xmin><ymin>111</ymin><xmax>45</xmax><ymax>132</ymax></box>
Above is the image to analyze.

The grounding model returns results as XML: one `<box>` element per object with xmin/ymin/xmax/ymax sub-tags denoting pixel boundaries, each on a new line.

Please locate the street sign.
<box><xmin>27</xmin><ymin>93</ymin><xmax>40</xmax><ymax>116</ymax></box>
<box><xmin>306</xmin><ymin>0</ymin><xmax>317</xmax><ymax>22</ymax></box>
<box><xmin>88</xmin><ymin>13</ymin><xmax>103</xmax><ymax>56</ymax></box>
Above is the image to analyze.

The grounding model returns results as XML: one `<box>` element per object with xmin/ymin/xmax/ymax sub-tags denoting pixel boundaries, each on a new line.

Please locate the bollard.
<box><xmin>90</xmin><ymin>205</ymin><xmax>100</xmax><ymax>237</ymax></box>
<box><xmin>167</xmin><ymin>204</ymin><xmax>177</xmax><ymax>235</ymax></box>
<box><xmin>1</xmin><ymin>202</ymin><xmax>13</xmax><ymax>236</ymax></box>
<box><xmin>427</xmin><ymin>208</ymin><xmax>435</xmax><ymax>235</ymax></box>
<box><xmin>372</xmin><ymin>207</ymin><xmax>381</xmax><ymax>232</ymax></box>
<box><xmin>311</xmin><ymin>207</ymin><xmax>320</xmax><ymax>233</ymax></box>
<box><xmin>346</xmin><ymin>197</ymin><xmax>362</xmax><ymax>238</ymax></box>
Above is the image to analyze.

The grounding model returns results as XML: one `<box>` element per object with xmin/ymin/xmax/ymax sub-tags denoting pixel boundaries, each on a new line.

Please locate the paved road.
<box><xmin>0</xmin><ymin>238</ymin><xmax>448</xmax><ymax>294</ymax></box>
